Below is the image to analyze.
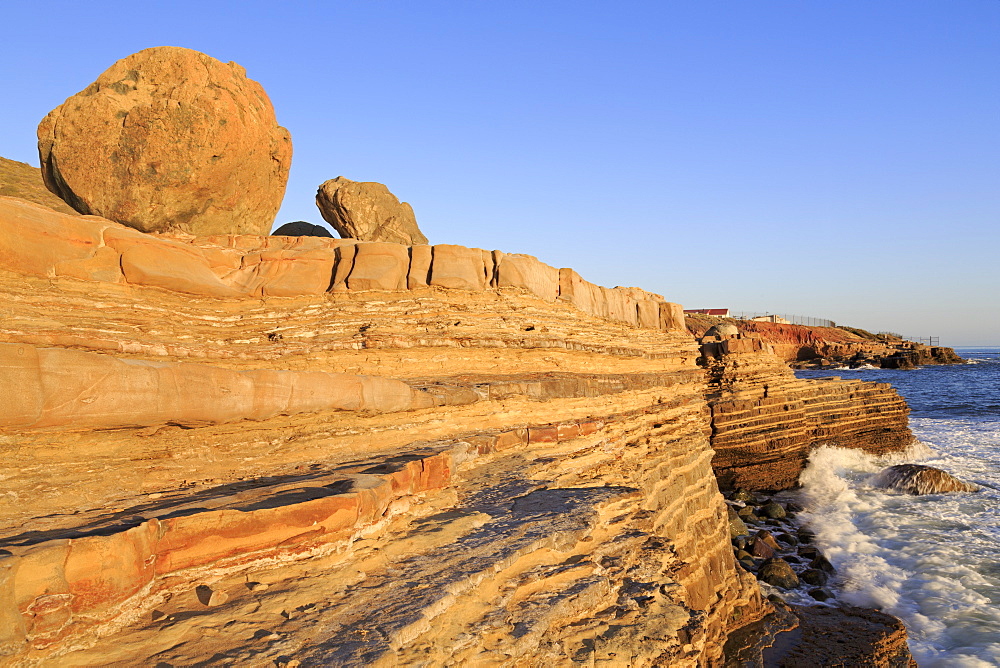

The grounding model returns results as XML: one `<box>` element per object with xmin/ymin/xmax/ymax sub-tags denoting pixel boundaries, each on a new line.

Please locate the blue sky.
<box><xmin>2</xmin><ymin>1</ymin><xmax>998</xmax><ymax>344</ymax></box>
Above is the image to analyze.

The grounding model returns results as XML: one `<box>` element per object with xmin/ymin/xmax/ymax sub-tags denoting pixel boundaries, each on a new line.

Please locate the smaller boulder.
<box><xmin>316</xmin><ymin>176</ymin><xmax>427</xmax><ymax>245</ymax></box>
<box><xmin>759</xmin><ymin>501</ymin><xmax>787</xmax><ymax>519</ymax></box>
<box><xmin>727</xmin><ymin>506</ymin><xmax>749</xmax><ymax>538</ymax></box>
<box><xmin>272</xmin><ymin>221</ymin><xmax>333</xmax><ymax>238</ymax></box>
<box><xmin>808</xmin><ymin>588</ymin><xmax>832</xmax><ymax>601</ymax></box>
<box><xmin>758</xmin><ymin>559</ymin><xmax>799</xmax><ymax>589</ymax></box>
<box><xmin>871</xmin><ymin>464</ymin><xmax>980</xmax><ymax>495</ymax></box>
<box><xmin>801</xmin><ymin>569</ymin><xmax>829</xmax><ymax>586</ymax></box>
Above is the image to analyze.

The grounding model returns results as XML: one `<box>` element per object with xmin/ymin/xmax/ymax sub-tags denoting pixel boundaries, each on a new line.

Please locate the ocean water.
<box><xmin>793</xmin><ymin>348</ymin><xmax>1000</xmax><ymax>667</ymax></box>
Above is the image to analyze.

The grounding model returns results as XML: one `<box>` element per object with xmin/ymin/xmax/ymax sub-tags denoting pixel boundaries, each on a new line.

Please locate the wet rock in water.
<box><xmin>755</xmin><ymin>530</ymin><xmax>781</xmax><ymax>550</ymax></box>
<box><xmin>758</xmin><ymin>558</ymin><xmax>800</xmax><ymax>589</ymax></box>
<box><xmin>750</xmin><ymin>530</ymin><xmax>780</xmax><ymax>559</ymax></box>
<box><xmin>810</xmin><ymin>554</ymin><xmax>837</xmax><ymax>575</ymax></box>
<box><xmin>728</xmin><ymin>506</ymin><xmax>750</xmax><ymax>537</ymax></box>
<box><xmin>735</xmin><ymin>549</ymin><xmax>753</xmax><ymax>562</ymax></box>
<box><xmin>316</xmin><ymin>176</ymin><xmax>427</xmax><ymax>245</ymax></box>
<box><xmin>37</xmin><ymin>46</ymin><xmax>292</xmax><ymax>236</ymax></box>
<box><xmin>809</xmin><ymin>588</ymin><xmax>832</xmax><ymax>601</ymax></box>
<box><xmin>272</xmin><ymin>221</ymin><xmax>334</xmax><ymax>238</ymax></box>
<box><xmin>801</xmin><ymin>569</ymin><xmax>829</xmax><ymax>586</ymax></box>
<box><xmin>750</xmin><ymin>537</ymin><xmax>775</xmax><ymax>559</ymax></box>
<box><xmin>759</xmin><ymin>501</ymin><xmax>787</xmax><ymax>519</ymax></box>
<box><xmin>776</xmin><ymin>532</ymin><xmax>798</xmax><ymax>546</ymax></box>
<box><xmin>737</xmin><ymin>506</ymin><xmax>758</xmax><ymax>522</ymax></box>
<box><xmin>796</xmin><ymin>527</ymin><xmax>816</xmax><ymax>543</ymax></box>
<box><xmin>739</xmin><ymin>557</ymin><xmax>757</xmax><ymax>572</ymax></box>
<box><xmin>733</xmin><ymin>535</ymin><xmax>748</xmax><ymax>551</ymax></box>
<box><xmin>871</xmin><ymin>463</ymin><xmax>980</xmax><ymax>495</ymax></box>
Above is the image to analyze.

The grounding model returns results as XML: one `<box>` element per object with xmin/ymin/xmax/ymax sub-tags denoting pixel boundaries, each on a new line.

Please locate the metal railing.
<box><xmin>733</xmin><ymin>312</ymin><xmax>836</xmax><ymax>328</ymax></box>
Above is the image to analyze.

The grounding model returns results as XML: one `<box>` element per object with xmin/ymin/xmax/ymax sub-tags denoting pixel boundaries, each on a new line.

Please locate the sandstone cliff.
<box><xmin>0</xmin><ymin>196</ymin><xmax>915</xmax><ymax>665</ymax></box>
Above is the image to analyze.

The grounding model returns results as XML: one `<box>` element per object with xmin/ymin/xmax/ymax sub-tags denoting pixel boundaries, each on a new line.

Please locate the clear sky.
<box><xmin>2</xmin><ymin>1</ymin><xmax>997</xmax><ymax>345</ymax></box>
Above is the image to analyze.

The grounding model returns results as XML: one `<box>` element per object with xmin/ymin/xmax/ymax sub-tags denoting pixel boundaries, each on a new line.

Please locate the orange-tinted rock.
<box><xmin>228</xmin><ymin>249</ymin><xmax>336</xmax><ymax>297</ymax></box>
<box><xmin>496</xmin><ymin>253</ymin><xmax>559</xmax><ymax>301</ymax></box>
<box><xmin>316</xmin><ymin>177</ymin><xmax>427</xmax><ymax>245</ymax></box>
<box><xmin>37</xmin><ymin>47</ymin><xmax>291</xmax><ymax>236</ymax></box>
<box><xmin>429</xmin><ymin>244</ymin><xmax>487</xmax><ymax>291</ymax></box>
<box><xmin>347</xmin><ymin>242</ymin><xmax>409</xmax><ymax>291</ymax></box>
<box><xmin>0</xmin><ymin>343</ymin><xmax>423</xmax><ymax>430</ymax></box>
<box><xmin>115</xmin><ymin>234</ymin><xmax>243</xmax><ymax>298</ymax></box>
<box><xmin>407</xmin><ymin>245</ymin><xmax>432</xmax><ymax>289</ymax></box>
<box><xmin>0</xmin><ymin>196</ymin><xmax>103</xmax><ymax>277</ymax></box>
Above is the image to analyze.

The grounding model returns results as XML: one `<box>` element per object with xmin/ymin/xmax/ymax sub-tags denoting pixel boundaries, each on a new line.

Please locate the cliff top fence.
<box><xmin>732</xmin><ymin>312</ymin><xmax>837</xmax><ymax>328</ymax></box>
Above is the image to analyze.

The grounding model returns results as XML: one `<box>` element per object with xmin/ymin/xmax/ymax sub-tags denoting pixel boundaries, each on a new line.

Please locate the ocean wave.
<box><xmin>795</xmin><ymin>439</ymin><xmax>1000</xmax><ymax>667</ymax></box>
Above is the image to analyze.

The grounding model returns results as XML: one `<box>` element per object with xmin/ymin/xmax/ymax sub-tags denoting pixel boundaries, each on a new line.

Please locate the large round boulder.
<box><xmin>316</xmin><ymin>176</ymin><xmax>427</xmax><ymax>245</ymax></box>
<box><xmin>871</xmin><ymin>464</ymin><xmax>980</xmax><ymax>495</ymax></box>
<box><xmin>37</xmin><ymin>47</ymin><xmax>292</xmax><ymax>236</ymax></box>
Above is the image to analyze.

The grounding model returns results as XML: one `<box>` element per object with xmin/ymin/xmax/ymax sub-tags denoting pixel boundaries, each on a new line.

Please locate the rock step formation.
<box><xmin>1</xmin><ymin>373</ymin><xmax>764</xmax><ymax>664</ymax></box>
<box><xmin>701</xmin><ymin>333</ymin><xmax>912</xmax><ymax>491</ymax></box>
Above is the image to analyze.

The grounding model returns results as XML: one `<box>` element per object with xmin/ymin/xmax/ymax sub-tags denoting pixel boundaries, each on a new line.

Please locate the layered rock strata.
<box><xmin>37</xmin><ymin>47</ymin><xmax>292</xmax><ymax>236</ymax></box>
<box><xmin>0</xmin><ymin>198</ymin><xmax>758</xmax><ymax>664</ymax></box>
<box><xmin>0</xmin><ymin>194</ymin><xmax>915</xmax><ymax>664</ymax></box>
<box><xmin>700</xmin><ymin>334</ymin><xmax>913</xmax><ymax>491</ymax></box>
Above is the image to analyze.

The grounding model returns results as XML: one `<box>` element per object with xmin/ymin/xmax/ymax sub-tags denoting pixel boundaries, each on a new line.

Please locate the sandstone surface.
<box><xmin>37</xmin><ymin>47</ymin><xmax>292</xmax><ymax>236</ymax></box>
<box><xmin>316</xmin><ymin>176</ymin><xmax>428</xmax><ymax>244</ymax></box>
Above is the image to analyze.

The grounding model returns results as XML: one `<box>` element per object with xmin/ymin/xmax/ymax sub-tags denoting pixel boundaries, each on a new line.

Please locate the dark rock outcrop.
<box><xmin>37</xmin><ymin>46</ymin><xmax>292</xmax><ymax>236</ymax></box>
<box><xmin>272</xmin><ymin>221</ymin><xmax>334</xmax><ymax>238</ymax></box>
<box><xmin>316</xmin><ymin>176</ymin><xmax>427</xmax><ymax>245</ymax></box>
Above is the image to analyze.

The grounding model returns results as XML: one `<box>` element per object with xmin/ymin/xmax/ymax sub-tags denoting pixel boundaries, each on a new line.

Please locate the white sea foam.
<box><xmin>796</xmin><ymin>424</ymin><xmax>1000</xmax><ymax>668</ymax></box>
